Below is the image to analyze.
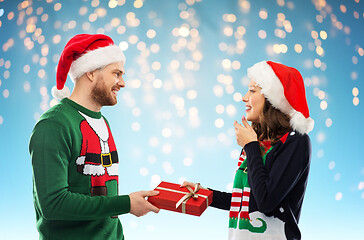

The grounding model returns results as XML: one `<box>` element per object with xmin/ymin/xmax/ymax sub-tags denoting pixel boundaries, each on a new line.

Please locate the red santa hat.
<box><xmin>52</xmin><ymin>34</ymin><xmax>125</xmax><ymax>99</ymax></box>
<box><xmin>247</xmin><ymin>61</ymin><xmax>314</xmax><ymax>134</ymax></box>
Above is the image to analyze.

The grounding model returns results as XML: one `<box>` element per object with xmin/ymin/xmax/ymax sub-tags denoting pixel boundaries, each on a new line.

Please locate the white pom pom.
<box><xmin>52</xmin><ymin>85</ymin><xmax>70</xmax><ymax>100</ymax></box>
<box><xmin>290</xmin><ymin>111</ymin><xmax>315</xmax><ymax>134</ymax></box>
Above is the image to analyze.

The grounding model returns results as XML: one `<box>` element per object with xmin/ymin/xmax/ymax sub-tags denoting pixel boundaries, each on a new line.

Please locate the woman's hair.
<box><xmin>252</xmin><ymin>99</ymin><xmax>292</xmax><ymax>145</ymax></box>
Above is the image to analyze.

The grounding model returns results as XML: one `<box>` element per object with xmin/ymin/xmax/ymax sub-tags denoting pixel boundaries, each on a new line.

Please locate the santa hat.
<box><xmin>52</xmin><ymin>34</ymin><xmax>125</xmax><ymax>99</ymax></box>
<box><xmin>247</xmin><ymin>61</ymin><xmax>314</xmax><ymax>134</ymax></box>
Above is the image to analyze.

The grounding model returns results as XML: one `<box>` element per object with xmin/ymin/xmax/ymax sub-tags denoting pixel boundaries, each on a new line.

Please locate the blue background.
<box><xmin>0</xmin><ymin>0</ymin><xmax>363</xmax><ymax>239</ymax></box>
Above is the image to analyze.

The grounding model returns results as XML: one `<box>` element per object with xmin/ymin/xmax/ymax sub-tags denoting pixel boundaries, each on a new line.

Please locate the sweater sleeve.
<box><xmin>244</xmin><ymin>134</ymin><xmax>311</xmax><ymax>213</ymax></box>
<box><xmin>29</xmin><ymin>119</ymin><xmax>131</xmax><ymax>221</ymax></box>
<box><xmin>208</xmin><ymin>188</ymin><xmax>232</xmax><ymax>211</ymax></box>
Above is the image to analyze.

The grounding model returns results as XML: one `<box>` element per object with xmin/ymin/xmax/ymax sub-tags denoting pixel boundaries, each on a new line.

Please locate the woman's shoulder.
<box><xmin>277</xmin><ymin>130</ymin><xmax>311</xmax><ymax>152</ymax></box>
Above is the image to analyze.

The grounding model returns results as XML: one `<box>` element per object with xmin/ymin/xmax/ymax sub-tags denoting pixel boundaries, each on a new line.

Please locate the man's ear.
<box><xmin>86</xmin><ymin>70</ymin><xmax>97</xmax><ymax>82</ymax></box>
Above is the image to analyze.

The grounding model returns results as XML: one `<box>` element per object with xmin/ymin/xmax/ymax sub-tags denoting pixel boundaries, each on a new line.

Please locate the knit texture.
<box><xmin>29</xmin><ymin>98</ymin><xmax>130</xmax><ymax>240</ymax></box>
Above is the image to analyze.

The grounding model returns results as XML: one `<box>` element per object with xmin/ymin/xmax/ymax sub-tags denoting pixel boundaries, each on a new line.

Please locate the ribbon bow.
<box><xmin>176</xmin><ymin>183</ymin><xmax>201</xmax><ymax>209</ymax></box>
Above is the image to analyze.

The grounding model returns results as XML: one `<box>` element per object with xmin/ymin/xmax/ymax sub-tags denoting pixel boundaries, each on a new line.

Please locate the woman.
<box><xmin>183</xmin><ymin>61</ymin><xmax>314</xmax><ymax>240</ymax></box>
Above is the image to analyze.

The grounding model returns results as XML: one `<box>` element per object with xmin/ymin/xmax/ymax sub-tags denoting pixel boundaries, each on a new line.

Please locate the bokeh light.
<box><xmin>0</xmin><ymin>1</ymin><xmax>363</xmax><ymax>240</ymax></box>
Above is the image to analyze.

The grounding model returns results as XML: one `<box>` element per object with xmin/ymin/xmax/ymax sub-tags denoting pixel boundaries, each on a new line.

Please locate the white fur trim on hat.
<box><xmin>68</xmin><ymin>44</ymin><xmax>125</xmax><ymax>81</ymax></box>
<box><xmin>247</xmin><ymin>61</ymin><xmax>314</xmax><ymax>134</ymax></box>
<box><xmin>51</xmin><ymin>85</ymin><xmax>70</xmax><ymax>100</ymax></box>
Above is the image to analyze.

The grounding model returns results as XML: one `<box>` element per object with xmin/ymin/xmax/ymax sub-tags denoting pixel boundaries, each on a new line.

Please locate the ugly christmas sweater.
<box><xmin>210</xmin><ymin>131</ymin><xmax>311</xmax><ymax>240</ymax></box>
<box><xmin>29</xmin><ymin>98</ymin><xmax>130</xmax><ymax>240</ymax></box>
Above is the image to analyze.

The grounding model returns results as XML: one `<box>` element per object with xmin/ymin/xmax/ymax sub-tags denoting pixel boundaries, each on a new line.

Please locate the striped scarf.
<box><xmin>228</xmin><ymin>140</ymin><xmax>273</xmax><ymax>232</ymax></box>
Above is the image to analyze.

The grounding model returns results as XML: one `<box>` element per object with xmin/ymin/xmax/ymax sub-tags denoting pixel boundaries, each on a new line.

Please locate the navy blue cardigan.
<box><xmin>210</xmin><ymin>131</ymin><xmax>311</xmax><ymax>240</ymax></box>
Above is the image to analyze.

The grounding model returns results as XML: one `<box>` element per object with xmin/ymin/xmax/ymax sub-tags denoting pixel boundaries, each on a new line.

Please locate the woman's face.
<box><xmin>242</xmin><ymin>80</ymin><xmax>265</xmax><ymax>123</ymax></box>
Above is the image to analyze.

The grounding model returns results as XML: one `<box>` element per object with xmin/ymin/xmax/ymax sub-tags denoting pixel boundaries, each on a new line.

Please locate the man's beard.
<box><xmin>90</xmin><ymin>78</ymin><xmax>117</xmax><ymax>107</ymax></box>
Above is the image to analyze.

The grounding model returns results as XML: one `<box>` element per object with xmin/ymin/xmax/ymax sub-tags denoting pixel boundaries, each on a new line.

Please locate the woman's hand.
<box><xmin>234</xmin><ymin>116</ymin><xmax>258</xmax><ymax>148</ymax></box>
<box><xmin>181</xmin><ymin>181</ymin><xmax>207</xmax><ymax>190</ymax></box>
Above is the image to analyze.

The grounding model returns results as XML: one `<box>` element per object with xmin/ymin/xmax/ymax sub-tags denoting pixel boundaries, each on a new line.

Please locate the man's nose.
<box><xmin>118</xmin><ymin>78</ymin><xmax>125</xmax><ymax>88</ymax></box>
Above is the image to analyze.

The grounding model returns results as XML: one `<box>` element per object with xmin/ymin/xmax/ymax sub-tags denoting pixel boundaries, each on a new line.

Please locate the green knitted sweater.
<box><xmin>29</xmin><ymin>98</ymin><xmax>130</xmax><ymax>240</ymax></box>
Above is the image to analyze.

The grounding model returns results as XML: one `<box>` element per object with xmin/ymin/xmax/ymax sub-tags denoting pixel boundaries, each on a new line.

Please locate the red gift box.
<box><xmin>148</xmin><ymin>181</ymin><xmax>213</xmax><ymax>216</ymax></box>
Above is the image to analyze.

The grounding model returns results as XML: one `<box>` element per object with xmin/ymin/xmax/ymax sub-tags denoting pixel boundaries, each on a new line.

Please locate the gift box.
<box><xmin>148</xmin><ymin>181</ymin><xmax>213</xmax><ymax>216</ymax></box>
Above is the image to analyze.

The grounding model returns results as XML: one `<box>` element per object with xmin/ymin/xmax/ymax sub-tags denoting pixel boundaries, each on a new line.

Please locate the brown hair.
<box><xmin>252</xmin><ymin>99</ymin><xmax>292</xmax><ymax>146</ymax></box>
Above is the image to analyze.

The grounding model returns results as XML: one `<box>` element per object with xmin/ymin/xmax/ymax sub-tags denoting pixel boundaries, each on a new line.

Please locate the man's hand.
<box><xmin>129</xmin><ymin>191</ymin><xmax>160</xmax><ymax>217</ymax></box>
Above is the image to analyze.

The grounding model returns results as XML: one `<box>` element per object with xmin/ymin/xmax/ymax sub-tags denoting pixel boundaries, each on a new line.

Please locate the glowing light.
<box><xmin>108</xmin><ymin>0</ymin><xmax>117</xmax><ymax>8</ymax></box>
<box><xmin>38</xmin><ymin>69</ymin><xmax>46</xmax><ymax>78</ymax></box>
<box><xmin>41</xmin><ymin>13</ymin><xmax>48</xmax><ymax>22</ymax></box>
<box><xmin>318</xmin><ymin>90</ymin><xmax>325</xmax><ymax>100</ymax></box>
<box><xmin>3</xmin><ymin>89</ymin><xmax>9</xmax><ymax>98</ymax></box>
<box><xmin>280</xmin><ymin>44</ymin><xmax>288</xmax><ymax>53</ymax></box>
<box><xmin>79</xmin><ymin>6</ymin><xmax>88</xmax><ymax>15</ymax></box>
<box><xmin>316</xmin><ymin>46</ymin><xmax>324</xmax><ymax>56</ymax></box>
<box><xmin>294</xmin><ymin>44</ymin><xmax>302</xmax><ymax>53</ymax></box>
<box><xmin>259</xmin><ymin>9</ymin><xmax>268</xmax><ymax>19</ymax></box>
<box><xmin>54</xmin><ymin>3</ymin><xmax>62</xmax><ymax>11</ymax></box>
<box><xmin>320</xmin><ymin>100</ymin><xmax>328</xmax><ymax>110</ymax></box>
<box><xmin>351</xmin><ymin>71</ymin><xmax>358</xmax><ymax>80</ymax></box>
<box><xmin>131</xmin><ymin>79</ymin><xmax>141</xmax><ymax>89</ymax></box>
<box><xmin>358</xmin><ymin>182</ymin><xmax>364</xmax><ymax>190</ymax></box>
<box><xmin>40</xmin><ymin>57</ymin><xmax>47</xmax><ymax>66</ymax></box>
<box><xmin>273</xmin><ymin>44</ymin><xmax>281</xmax><ymax>53</ymax></box>
<box><xmin>183</xmin><ymin>157</ymin><xmax>193</xmax><ymax>166</ymax></box>
<box><xmin>162</xmin><ymin>161</ymin><xmax>174</xmax><ymax>175</ymax></box>
<box><xmin>179</xmin><ymin>26</ymin><xmax>190</xmax><ymax>37</ymax></box>
<box><xmin>335</xmin><ymin>192</ymin><xmax>343</xmax><ymax>201</ymax></box>
<box><xmin>213</xmin><ymin>85</ymin><xmax>224</xmax><ymax>97</ymax></box>
<box><xmin>134</xmin><ymin>0</ymin><xmax>143</xmax><ymax>8</ymax></box>
<box><xmin>320</xmin><ymin>31</ymin><xmax>327</xmax><ymax>40</ymax></box>
<box><xmin>111</xmin><ymin>18</ymin><xmax>120</xmax><ymax>27</ymax></box>
<box><xmin>352</xmin><ymin>87</ymin><xmax>359</xmax><ymax>96</ymax></box>
<box><xmin>151</xmin><ymin>174</ymin><xmax>161</xmax><ymax>187</ymax></box>
<box><xmin>215</xmin><ymin>118</ymin><xmax>224</xmax><ymax>128</ymax></box>
<box><xmin>128</xmin><ymin>35</ymin><xmax>139</xmax><ymax>44</ymax></box>
<box><xmin>232</xmin><ymin>61</ymin><xmax>241</xmax><ymax>70</ymax></box>
<box><xmin>7</xmin><ymin>11</ymin><xmax>14</xmax><ymax>21</ymax></box>
<box><xmin>353</xmin><ymin>97</ymin><xmax>359</xmax><ymax>106</ymax></box>
<box><xmin>339</xmin><ymin>5</ymin><xmax>346</xmax><ymax>13</ymax></box>
<box><xmin>258</xmin><ymin>30</ymin><xmax>267</xmax><ymax>39</ymax></box>
<box><xmin>334</xmin><ymin>173</ymin><xmax>341</xmax><ymax>181</ymax></box>
<box><xmin>89</xmin><ymin>13</ymin><xmax>97</xmax><ymax>22</ymax></box>
<box><xmin>239</xmin><ymin>0</ymin><xmax>250</xmax><ymax>12</ymax></box>
<box><xmin>233</xmin><ymin>92</ymin><xmax>242</xmax><ymax>102</ymax></box>
<box><xmin>223</xmin><ymin>26</ymin><xmax>234</xmax><ymax>37</ymax></box>
<box><xmin>146</xmin><ymin>29</ymin><xmax>156</xmax><ymax>38</ymax></box>
<box><xmin>187</xmin><ymin>90</ymin><xmax>197</xmax><ymax>100</ymax></box>
<box><xmin>314</xmin><ymin>58</ymin><xmax>322</xmax><ymax>68</ymax></box>
<box><xmin>149</xmin><ymin>138</ymin><xmax>159</xmax><ymax>147</ymax></box>
<box><xmin>153</xmin><ymin>78</ymin><xmax>163</xmax><ymax>88</ymax></box>
<box><xmin>358</xmin><ymin>48</ymin><xmax>364</xmax><ymax>56</ymax></box>
<box><xmin>23</xmin><ymin>65</ymin><xmax>30</xmax><ymax>73</ymax></box>
<box><xmin>189</xmin><ymin>107</ymin><xmax>198</xmax><ymax>117</ymax></box>
<box><xmin>117</xmin><ymin>25</ymin><xmax>126</xmax><ymax>34</ymax></box>
<box><xmin>222</xmin><ymin>59</ymin><xmax>231</xmax><ymax>69</ymax></box>
<box><xmin>180</xmin><ymin>11</ymin><xmax>189</xmax><ymax>20</ymax></box>
<box><xmin>325</xmin><ymin>118</ymin><xmax>332</xmax><ymax>127</ymax></box>
<box><xmin>226</xmin><ymin>105</ymin><xmax>236</xmax><ymax>116</ymax></box>
<box><xmin>311</xmin><ymin>30</ymin><xmax>319</xmax><ymax>39</ymax></box>
<box><xmin>216</xmin><ymin>105</ymin><xmax>225</xmax><ymax>114</ymax></box>
<box><xmin>223</xmin><ymin>14</ymin><xmax>236</xmax><ymax>23</ymax></box>
<box><xmin>152</xmin><ymin>61</ymin><xmax>161</xmax><ymax>71</ymax></box>
<box><xmin>131</xmin><ymin>122</ymin><xmax>141</xmax><ymax>131</ymax></box>
<box><xmin>139</xmin><ymin>167</ymin><xmax>148</xmax><ymax>176</ymax></box>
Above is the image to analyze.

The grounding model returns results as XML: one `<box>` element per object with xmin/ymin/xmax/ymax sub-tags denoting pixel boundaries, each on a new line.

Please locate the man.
<box><xmin>29</xmin><ymin>34</ymin><xmax>159</xmax><ymax>240</ymax></box>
